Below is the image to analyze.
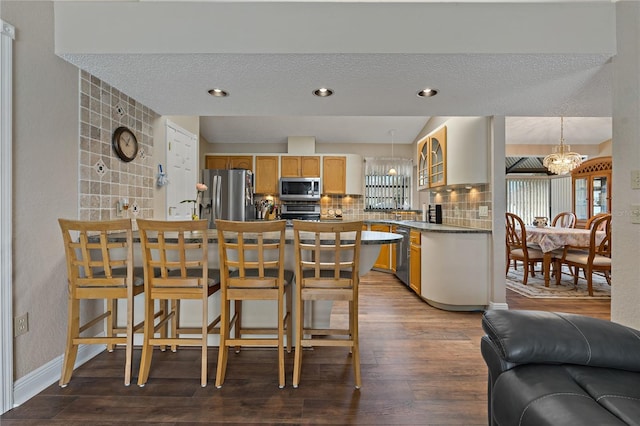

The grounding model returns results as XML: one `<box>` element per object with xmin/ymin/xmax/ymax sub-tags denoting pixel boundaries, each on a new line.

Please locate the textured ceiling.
<box><xmin>57</xmin><ymin>2</ymin><xmax>614</xmax><ymax>146</ymax></box>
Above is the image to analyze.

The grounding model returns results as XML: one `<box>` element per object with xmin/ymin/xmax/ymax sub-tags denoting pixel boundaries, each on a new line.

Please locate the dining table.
<box><xmin>524</xmin><ymin>225</ymin><xmax>605</xmax><ymax>286</ymax></box>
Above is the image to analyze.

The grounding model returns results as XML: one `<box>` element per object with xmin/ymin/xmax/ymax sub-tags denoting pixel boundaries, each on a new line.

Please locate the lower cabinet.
<box><xmin>409</xmin><ymin>230</ymin><xmax>421</xmax><ymax>294</ymax></box>
<box><xmin>420</xmin><ymin>231</ymin><xmax>488</xmax><ymax>311</ymax></box>
<box><xmin>390</xmin><ymin>226</ymin><xmax>397</xmax><ymax>272</ymax></box>
<box><xmin>371</xmin><ymin>224</ymin><xmax>391</xmax><ymax>270</ymax></box>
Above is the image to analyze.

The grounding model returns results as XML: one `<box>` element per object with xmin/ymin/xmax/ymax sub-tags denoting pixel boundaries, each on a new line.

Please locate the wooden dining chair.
<box><xmin>552</xmin><ymin>212</ymin><xmax>576</xmax><ymax>228</ymax></box>
<box><xmin>292</xmin><ymin>220</ymin><xmax>363</xmax><ymax>389</ymax></box>
<box><xmin>556</xmin><ymin>213</ymin><xmax>611</xmax><ymax>296</ymax></box>
<box><xmin>214</xmin><ymin>219</ymin><xmax>293</xmax><ymax>388</ymax></box>
<box><xmin>58</xmin><ymin>218</ymin><xmax>144</xmax><ymax>387</ymax></box>
<box><xmin>505</xmin><ymin>212</ymin><xmax>545</xmax><ymax>285</ymax></box>
<box><xmin>586</xmin><ymin>213</ymin><xmax>610</xmax><ymax>230</ymax></box>
<box><xmin>136</xmin><ymin>219</ymin><xmax>221</xmax><ymax>387</ymax></box>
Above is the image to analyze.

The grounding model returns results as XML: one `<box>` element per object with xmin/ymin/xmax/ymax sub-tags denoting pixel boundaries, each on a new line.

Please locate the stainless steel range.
<box><xmin>280</xmin><ymin>203</ymin><xmax>321</xmax><ymax>225</ymax></box>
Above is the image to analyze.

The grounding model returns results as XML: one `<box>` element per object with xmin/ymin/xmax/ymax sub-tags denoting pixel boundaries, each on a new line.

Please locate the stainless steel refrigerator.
<box><xmin>200</xmin><ymin>169</ymin><xmax>256</xmax><ymax>227</ymax></box>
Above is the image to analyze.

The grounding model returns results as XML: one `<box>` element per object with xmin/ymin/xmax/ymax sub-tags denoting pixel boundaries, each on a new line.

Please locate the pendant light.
<box><xmin>388</xmin><ymin>129</ymin><xmax>397</xmax><ymax>176</ymax></box>
<box><xmin>542</xmin><ymin>117</ymin><xmax>583</xmax><ymax>175</ymax></box>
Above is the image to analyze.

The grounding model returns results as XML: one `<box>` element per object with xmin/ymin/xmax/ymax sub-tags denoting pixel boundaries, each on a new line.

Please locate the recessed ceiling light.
<box><xmin>208</xmin><ymin>88</ymin><xmax>228</xmax><ymax>97</ymax></box>
<box><xmin>313</xmin><ymin>87</ymin><xmax>334</xmax><ymax>97</ymax></box>
<box><xmin>417</xmin><ymin>88</ymin><xmax>438</xmax><ymax>98</ymax></box>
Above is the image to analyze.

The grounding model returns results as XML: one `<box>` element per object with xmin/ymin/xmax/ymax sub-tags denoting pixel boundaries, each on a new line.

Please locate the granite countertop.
<box><xmin>364</xmin><ymin>220</ymin><xmax>492</xmax><ymax>234</ymax></box>
<box><xmin>105</xmin><ymin>228</ymin><xmax>402</xmax><ymax>245</ymax></box>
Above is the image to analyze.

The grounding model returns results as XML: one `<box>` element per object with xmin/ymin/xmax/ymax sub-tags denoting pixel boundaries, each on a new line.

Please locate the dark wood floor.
<box><xmin>1</xmin><ymin>271</ymin><xmax>610</xmax><ymax>425</ymax></box>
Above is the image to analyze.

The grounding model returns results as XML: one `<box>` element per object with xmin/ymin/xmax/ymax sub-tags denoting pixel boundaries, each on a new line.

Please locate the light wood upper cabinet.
<box><xmin>205</xmin><ymin>155</ymin><xmax>253</xmax><ymax>172</ymax></box>
<box><xmin>429</xmin><ymin>126</ymin><xmax>446</xmax><ymax>188</ymax></box>
<box><xmin>322</xmin><ymin>156</ymin><xmax>346</xmax><ymax>194</ymax></box>
<box><xmin>205</xmin><ymin>155</ymin><xmax>230</xmax><ymax>170</ymax></box>
<box><xmin>417</xmin><ymin>125</ymin><xmax>446</xmax><ymax>189</ymax></box>
<box><xmin>418</xmin><ymin>139</ymin><xmax>429</xmax><ymax>189</ymax></box>
<box><xmin>301</xmin><ymin>156</ymin><xmax>321</xmax><ymax>177</ymax></box>
<box><xmin>281</xmin><ymin>156</ymin><xmax>320</xmax><ymax>177</ymax></box>
<box><xmin>417</xmin><ymin>118</ymin><xmax>489</xmax><ymax>190</ymax></box>
<box><xmin>254</xmin><ymin>156</ymin><xmax>279</xmax><ymax>195</ymax></box>
<box><xmin>230</xmin><ymin>156</ymin><xmax>253</xmax><ymax>171</ymax></box>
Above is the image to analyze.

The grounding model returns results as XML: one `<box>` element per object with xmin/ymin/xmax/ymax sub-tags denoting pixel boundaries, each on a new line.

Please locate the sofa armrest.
<box><xmin>482</xmin><ymin>309</ymin><xmax>640</xmax><ymax>372</ymax></box>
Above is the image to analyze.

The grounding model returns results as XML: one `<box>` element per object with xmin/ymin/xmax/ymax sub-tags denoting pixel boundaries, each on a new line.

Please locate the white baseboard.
<box><xmin>488</xmin><ymin>301</ymin><xmax>509</xmax><ymax>310</ymax></box>
<box><xmin>13</xmin><ymin>344</ymin><xmax>105</xmax><ymax>407</ymax></box>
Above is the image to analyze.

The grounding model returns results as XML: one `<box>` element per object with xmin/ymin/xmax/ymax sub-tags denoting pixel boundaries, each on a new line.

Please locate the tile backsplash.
<box><xmin>78</xmin><ymin>71</ymin><xmax>159</xmax><ymax>221</ymax></box>
<box><xmin>256</xmin><ymin>183</ymin><xmax>492</xmax><ymax>230</ymax></box>
<box><xmin>430</xmin><ymin>184</ymin><xmax>492</xmax><ymax>229</ymax></box>
<box><xmin>321</xmin><ymin>184</ymin><xmax>492</xmax><ymax>229</ymax></box>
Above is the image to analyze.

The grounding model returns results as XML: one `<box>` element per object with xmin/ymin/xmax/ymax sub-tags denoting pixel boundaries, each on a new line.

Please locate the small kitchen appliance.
<box><xmin>279</xmin><ymin>177</ymin><xmax>321</xmax><ymax>201</ymax></box>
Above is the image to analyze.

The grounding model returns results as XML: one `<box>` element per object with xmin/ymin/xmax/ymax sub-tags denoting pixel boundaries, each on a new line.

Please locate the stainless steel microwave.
<box><xmin>279</xmin><ymin>177</ymin><xmax>321</xmax><ymax>201</ymax></box>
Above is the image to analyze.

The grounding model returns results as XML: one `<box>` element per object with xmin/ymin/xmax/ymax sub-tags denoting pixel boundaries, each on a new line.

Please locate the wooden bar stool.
<box><xmin>292</xmin><ymin>220</ymin><xmax>363</xmax><ymax>389</ymax></box>
<box><xmin>215</xmin><ymin>219</ymin><xmax>293</xmax><ymax>388</ymax></box>
<box><xmin>136</xmin><ymin>219</ymin><xmax>221</xmax><ymax>387</ymax></box>
<box><xmin>58</xmin><ymin>218</ymin><xmax>143</xmax><ymax>387</ymax></box>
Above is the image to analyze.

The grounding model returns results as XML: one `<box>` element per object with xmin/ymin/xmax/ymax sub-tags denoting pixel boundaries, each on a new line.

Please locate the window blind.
<box><xmin>364</xmin><ymin>158</ymin><xmax>412</xmax><ymax>210</ymax></box>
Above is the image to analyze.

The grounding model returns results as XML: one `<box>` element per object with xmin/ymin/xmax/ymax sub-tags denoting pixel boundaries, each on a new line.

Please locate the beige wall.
<box><xmin>6</xmin><ymin>1</ymin><xmax>79</xmax><ymax>379</ymax></box>
<box><xmin>506</xmin><ymin>143</ymin><xmax>602</xmax><ymax>158</ymax></box>
<box><xmin>202</xmin><ymin>141</ymin><xmax>414</xmax><ymax>161</ymax></box>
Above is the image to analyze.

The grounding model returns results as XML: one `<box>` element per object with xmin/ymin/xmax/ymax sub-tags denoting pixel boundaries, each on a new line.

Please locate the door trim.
<box><xmin>1</xmin><ymin>19</ymin><xmax>16</xmax><ymax>414</ymax></box>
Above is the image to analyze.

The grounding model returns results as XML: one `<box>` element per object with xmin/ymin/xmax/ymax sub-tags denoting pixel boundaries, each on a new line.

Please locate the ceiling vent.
<box><xmin>287</xmin><ymin>136</ymin><xmax>316</xmax><ymax>154</ymax></box>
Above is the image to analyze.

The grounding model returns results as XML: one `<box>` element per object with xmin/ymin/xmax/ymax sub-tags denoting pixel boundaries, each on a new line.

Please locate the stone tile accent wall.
<box><xmin>79</xmin><ymin>71</ymin><xmax>159</xmax><ymax>221</ymax></box>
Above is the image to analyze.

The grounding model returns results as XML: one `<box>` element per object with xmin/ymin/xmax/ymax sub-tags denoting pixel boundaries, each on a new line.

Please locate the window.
<box><xmin>364</xmin><ymin>158</ymin><xmax>412</xmax><ymax>210</ymax></box>
<box><xmin>506</xmin><ymin>177</ymin><xmax>550</xmax><ymax>226</ymax></box>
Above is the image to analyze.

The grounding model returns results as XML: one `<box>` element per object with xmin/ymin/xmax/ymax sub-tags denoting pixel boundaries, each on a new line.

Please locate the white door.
<box><xmin>166</xmin><ymin>121</ymin><xmax>198</xmax><ymax>221</ymax></box>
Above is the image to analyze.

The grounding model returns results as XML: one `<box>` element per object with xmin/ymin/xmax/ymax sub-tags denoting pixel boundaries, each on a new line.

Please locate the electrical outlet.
<box><xmin>632</xmin><ymin>205</ymin><xmax>640</xmax><ymax>224</ymax></box>
<box><xmin>479</xmin><ymin>205</ymin><xmax>489</xmax><ymax>217</ymax></box>
<box><xmin>14</xmin><ymin>313</ymin><xmax>28</xmax><ymax>337</ymax></box>
<box><xmin>632</xmin><ymin>170</ymin><xmax>640</xmax><ymax>190</ymax></box>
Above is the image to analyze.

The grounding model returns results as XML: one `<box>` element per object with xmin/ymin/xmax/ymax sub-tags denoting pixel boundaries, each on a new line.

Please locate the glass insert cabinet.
<box><xmin>417</xmin><ymin>125</ymin><xmax>447</xmax><ymax>189</ymax></box>
<box><xmin>571</xmin><ymin>156</ymin><xmax>612</xmax><ymax>228</ymax></box>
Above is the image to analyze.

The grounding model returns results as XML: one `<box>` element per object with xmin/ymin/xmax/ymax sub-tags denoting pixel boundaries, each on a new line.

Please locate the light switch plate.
<box><xmin>479</xmin><ymin>206</ymin><xmax>489</xmax><ymax>217</ymax></box>
<box><xmin>632</xmin><ymin>170</ymin><xmax>640</xmax><ymax>189</ymax></box>
<box><xmin>631</xmin><ymin>204</ymin><xmax>640</xmax><ymax>224</ymax></box>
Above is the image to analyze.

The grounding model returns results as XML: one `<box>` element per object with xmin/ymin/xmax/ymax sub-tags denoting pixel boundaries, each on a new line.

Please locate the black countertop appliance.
<box><xmin>428</xmin><ymin>204</ymin><xmax>443</xmax><ymax>224</ymax></box>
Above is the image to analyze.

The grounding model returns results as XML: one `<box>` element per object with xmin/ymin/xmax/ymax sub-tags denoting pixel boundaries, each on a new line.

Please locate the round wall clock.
<box><xmin>112</xmin><ymin>126</ymin><xmax>138</xmax><ymax>162</ymax></box>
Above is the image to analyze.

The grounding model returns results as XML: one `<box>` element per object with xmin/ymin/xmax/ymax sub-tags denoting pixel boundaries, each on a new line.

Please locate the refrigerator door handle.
<box><xmin>213</xmin><ymin>175</ymin><xmax>222</xmax><ymax>221</ymax></box>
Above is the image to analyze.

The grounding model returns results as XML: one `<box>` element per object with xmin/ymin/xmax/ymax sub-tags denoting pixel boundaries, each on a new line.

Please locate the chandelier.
<box><xmin>542</xmin><ymin>117</ymin><xmax>583</xmax><ymax>175</ymax></box>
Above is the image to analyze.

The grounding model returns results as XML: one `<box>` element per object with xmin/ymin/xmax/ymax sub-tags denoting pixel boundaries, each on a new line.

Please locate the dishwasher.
<box><xmin>394</xmin><ymin>226</ymin><xmax>411</xmax><ymax>286</ymax></box>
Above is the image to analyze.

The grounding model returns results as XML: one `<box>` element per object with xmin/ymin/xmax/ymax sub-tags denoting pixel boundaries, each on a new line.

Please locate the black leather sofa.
<box><xmin>481</xmin><ymin>309</ymin><xmax>640</xmax><ymax>426</ymax></box>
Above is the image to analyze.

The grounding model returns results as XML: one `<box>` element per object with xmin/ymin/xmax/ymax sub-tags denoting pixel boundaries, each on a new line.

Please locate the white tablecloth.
<box><xmin>524</xmin><ymin>226</ymin><xmax>604</xmax><ymax>253</ymax></box>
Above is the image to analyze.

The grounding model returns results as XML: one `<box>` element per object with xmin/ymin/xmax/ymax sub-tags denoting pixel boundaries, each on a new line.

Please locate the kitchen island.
<box><xmin>115</xmin><ymin>225</ymin><xmax>401</xmax><ymax>345</ymax></box>
<box><xmin>364</xmin><ymin>220</ymin><xmax>492</xmax><ymax>312</ymax></box>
